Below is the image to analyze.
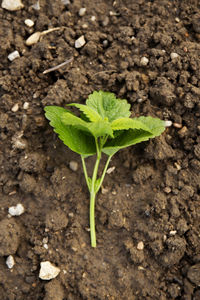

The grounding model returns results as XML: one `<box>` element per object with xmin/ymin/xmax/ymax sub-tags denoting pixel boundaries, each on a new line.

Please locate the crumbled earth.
<box><xmin>0</xmin><ymin>0</ymin><xmax>200</xmax><ymax>299</ymax></box>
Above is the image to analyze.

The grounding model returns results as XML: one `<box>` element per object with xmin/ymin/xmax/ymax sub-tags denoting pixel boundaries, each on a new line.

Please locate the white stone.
<box><xmin>2</xmin><ymin>0</ymin><xmax>24</xmax><ymax>11</ymax></box>
<box><xmin>175</xmin><ymin>17</ymin><xmax>180</xmax><ymax>23</ymax></box>
<box><xmin>79</xmin><ymin>7</ymin><xmax>86</xmax><ymax>17</ymax></box>
<box><xmin>82</xmin><ymin>23</ymin><xmax>88</xmax><ymax>29</ymax></box>
<box><xmin>137</xmin><ymin>241</ymin><xmax>144</xmax><ymax>250</ymax></box>
<box><xmin>11</xmin><ymin>103</ymin><xmax>19</xmax><ymax>112</ymax></box>
<box><xmin>43</xmin><ymin>243</ymin><xmax>48</xmax><ymax>249</ymax></box>
<box><xmin>69</xmin><ymin>161</ymin><xmax>78</xmax><ymax>171</ymax></box>
<box><xmin>23</xmin><ymin>102</ymin><xmax>29</xmax><ymax>109</ymax></box>
<box><xmin>164</xmin><ymin>120</ymin><xmax>172</xmax><ymax>127</ymax></box>
<box><xmin>39</xmin><ymin>261</ymin><xmax>60</xmax><ymax>280</ymax></box>
<box><xmin>8</xmin><ymin>51</ymin><xmax>20</xmax><ymax>61</ymax></box>
<box><xmin>26</xmin><ymin>32</ymin><xmax>41</xmax><ymax>46</ymax></box>
<box><xmin>6</xmin><ymin>255</ymin><xmax>15</xmax><ymax>269</ymax></box>
<box><xmin>91</xmin><ymin>16</ymin><xmax>96</xmax><ymax>21</ymax></box>
<box><xmin>8</xmin><ymin>203</ymin><xmax>25</xmax><ymax>216</ymax></box>
<box><xmin>140</xmin><ymin>56</ymin><xmax>149</xmax><ymax>66</ymax></box>
<box><xmin>106</xmin><ymin>166</ymin><xmax>115</xmax><ymax>174</ymax></box>
<box><xmin>24</xmin><ymin>19</ymin><xmax>34</xmax><ymax>27</ymax></box>
<box><xmin>169</xmin><ymin>230</ymin><xmax>177</xmax><ymax>236</ymax></box>
<box><xmin>170</xmin><ymin>52</ymin><xmax>179</xmax><ymax>59</ymax></box>
<box><xmin>75</xmin><ymin>35</ymin><xmax>86</xmax><ymax>48</ymax></box>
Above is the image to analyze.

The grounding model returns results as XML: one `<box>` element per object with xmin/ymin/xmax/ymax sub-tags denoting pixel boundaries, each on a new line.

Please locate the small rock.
<box><xmin>79</xmin><ymin>7</ymin><xmax>86</xmax><ymax>17</ymax></box>
<box><xmin>170</xmin><ymin>52</ymin><xmax>179</xmax><ymax>59</ymax></box>
<box><xmin>2</xmin><ymin>0</ymin><xmax>24</xmax><ymax>11</ymax></box>
<box><xmin>102</xmin><ymin>16</ymin><xmax>109</xmax><ymax>27</ymax></box>
<box><xmin>169</xmin><ymin>230</ymin><xmax>177</xmax><ymax>236</ymax></box>
<box><xmin>137</xmin><ymin>241</ymin><xmax>144</xmax><ymax>250</ymax></box>
<box><xmin>82</xmin><ymin>23</ymin><xmax>88</xmax><ymax>29</ymax></box>
<box><xmin>102</xmin><ymin>40</ymin><xmax>108</xmax><ymax>47</ymax></box>
<box><xmin>69</xmin><ymin>161</ymin><xmax>78</xmax><ymax>171</ymax></box>
<box><xmin>173</xmin><ymin>123</ymin><xmax>182</xmax><ymax>128</ymax></box>
<box><xmin>24</xmin><ymin>19</ymin><xmax>34</xmax><ymax>27</ymax></box>
<box><xmin>43</xmin><ymin>243</ymin><xmax>48</xmax><ymax>249</ymax></box>
<box><xmin>8</xmin><ymin>203</ymin><xmax>25</xmax><ymax>216</ymax></box>
<box><xmin>164</xmin><ymin>187</ymin><xmax>171</xmax><ymax>194</ymax></box>
<box><xmin>175</xmin><ymin>17</ymin><xmax>180</xmax><ymax>23</ymax></box>
<box><xmin>140</xmin><ymin>56</ymin><xmax>149</xmax><ymax>66</ymax></box>
<box><xmin>165</xmin><ymin>120</ymin><xmax>172</xmax><ymax>127</ymax></box>
<box><xmin>11</xmin><ymin>103</ymin><xmax>19</xmax><ymax>112</ymax></box>
<box><xmin>91</xmin><ymin>16</ymin><xmax>96</xmax><ymax>21</ymax></box>
<box><xmin>39</xmin><ymin>261</ymin><xmax>60</xmax><ymax>280</ymax></box>
<box><xmin>178</xmin><ymin>126</ymin><xmax>187</xmax><ymax>136</ymax></box>
<box><xmin>106</xmin><ymin>166</ymin><xmax>115</xmax><ymax>174</ymax></box>
<box><xmin>6</xmin><ymin>255</ymin><xmax>15</xmax><ymax>269</ymax></box>
<box><xmin>8</xmin><ymin>51</ymin><xmax>20</xmax><ymax>62</ymax></box>
<box><xmin>23</xmin><ymin>102</ymin><xmax>29</xmax><ymax>110</ymax></box>
<box><xmin>26</xmin><ymin>32</ymin><xmax>41</xmax><ymax>46</ymax></box>
<box><xmin>75</xmin><ymin>35</ymin><xmax>86</xmax><ymax>48</ymax></box>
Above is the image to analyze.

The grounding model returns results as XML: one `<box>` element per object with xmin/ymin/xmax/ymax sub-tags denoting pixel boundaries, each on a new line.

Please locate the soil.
<box><xmin>0</xmin><ymin>0</ymin><xmax>200</xmax><ymax>299</ymax></box>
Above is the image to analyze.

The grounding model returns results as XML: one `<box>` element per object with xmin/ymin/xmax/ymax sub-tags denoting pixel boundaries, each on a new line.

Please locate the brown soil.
<box><xmin>0</xmin><ymin>0</ymin><xmax>200</xmax><ymax>299</ymax></box>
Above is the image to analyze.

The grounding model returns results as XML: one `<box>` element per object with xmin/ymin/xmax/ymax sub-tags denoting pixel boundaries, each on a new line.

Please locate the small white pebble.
<box><xmin>174</xmin><ymin>162</ymin><xmax>181</xmax><ymax>170</ymax></box>
<box><xmin>91</xmin><ymin>16</ymin><xmax>96</xmax><ymax>21</ymax></box>
<box><xmin>164</xmin><ymin>187</ymin><xmax>171</xmax><ymax>194</ymax></box>
<box><xmin>79</xmin><ymin>7</ymin><xmax>86</xmax><ymax>17</ymax></box>
<box><xmin>8</xmin><ymin>50</ymin><xmax>20</xmax><ymax>61</ymax></box>
<box><xmin>82</xmin><ymin>23</ymin><xmax>88</xmax><ymax>29</ymax></box>
<box><xmin>42</xmin><ymin>237</ymin><xmax>48</xmax><ymax>244</ymax></box>
<box><xmin>23</xmin><ymin>102</ymin><xmax>29</xmax><ymax>110</ymax></box>
<box><xmin>140</xmin><ymin>56</ymin><xmax>149</xmax><ymax>66</ymax></box>
<box><xmin>169</xmin><ymin>230</ymin><xmax>177</xmax><ymax>236</ymax></box>
<box><xmin>8</xmin><ymin>203</ymin><xmax>25</xmax><ymax>216</ymax></box>
<box><xmin>175</xmin><ymin>17</ymin><xmax>180</xmax><ymax>23</ymax></box>
<box><xmin>13</xmin><ymin>138</ymin><xmax>27</xmax><ymax>149</ymax></box>
<box><xmin>170</xmin><ymin>52</ymin><xmax>179</xmax><ymax>59</ymax></box>
<box><xmin>137</xmin><ymin>241</ymin><xmax>144</xmax><ymax>250</ymax></box>
<box><xmin>75</xmin><ymin>35</ymin><xmax>86</xmax><ymax>48</ymax></box>
<box><xmin>106</xmin><ymin>166</ymin><xmax>115</xmax><ymax>174</ymax></box>
<box><xmin>39</xmin><ymin>261</ymin><xmax>60</xmax><ymax>280</ymax></box>
<box><xmin>11</xmin><ymin>103</ymin><xmax>19</xmax><ymax>112</ymax></box>
<box><xmin>173</xmin><ymin>123</ymin><xmax>182</xmax><ymax>128</ymax></box>
<box><xmin>26</xmin><ymin>32</ymin><xmax>41</xmax><ymax>46</ymax></box>
<box><xmin>164</xmin><ymin>120</ymin><xmax>172</xmax><ymax>127</ymax></box>
<box><xmin>24</xmin><ymin>19</ymin><xmax>34</xmax><ymax>27</ymax></box>
<box><xmin>69</xmin><ymin>161</ymin><xmax>78</xmax><ymax>171</ymax></box>
<box><xmin>43</xmin><ymin>243</ymin><xmax>48</xmax><ymax>249</ymax></box>
<box><xmin>2</xmin><ymin>0</ymin><xmax>24</xmax><ymax>11</ymax></box>
<box><xmin>6</xmin><ymin>255</ymin><xmax>15</xmax><ymax>269</ymax></box>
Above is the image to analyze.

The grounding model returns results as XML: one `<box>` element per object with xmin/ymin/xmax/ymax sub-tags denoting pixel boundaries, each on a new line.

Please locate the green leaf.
<box><xmin>61</xmin><ymin>112</ymin><xmax>113</xmax><ymax>138</ymax></box>
<box><xmin>67</xmin><ymin>103</ymin><xmax>102</xmax><ymax>122</ymax></box>
<box><xmin>44</xmin><ymin>106</ymin><xmax>96</xmax><ymax>156</ymax></box>
<box><xmin>135</xmin><ymin>116</ymin><xmax>166</xmax><ymax>136</ymax></box>
<box><xmin>103</xmin><ymin>117</ymin><xmax>165</xmax><ymax>156</ymax></box>
<box><xmin>111</xmin><ymin>118</ymin><xmax>151</xmax><ymax>132</ymax></box>
<box><xmin>86</xmin><ymin>90</ymin><xmax>131</xmax><ymax>122</ymax></box>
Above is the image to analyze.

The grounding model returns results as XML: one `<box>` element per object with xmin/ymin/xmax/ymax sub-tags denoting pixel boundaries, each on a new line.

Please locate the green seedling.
<box><xmin>44</xmin><ymin>91</ymin><xmax>166</xmax><ymax>247</ymax></box>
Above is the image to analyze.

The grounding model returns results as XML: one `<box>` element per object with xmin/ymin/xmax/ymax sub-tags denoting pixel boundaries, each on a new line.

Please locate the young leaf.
<box><xmin>61</xmin><ymin>112</ymin><xmax>113</xmax><ymax>138</ymax></box>
<box><xmin>67</xmin><ymin>103</ymin><xmax>102</xmax><ymax>122</ymax></box>
<box><xmin>44</xmin><ymin>106</ymin><xmax>96</xmax><ymax>156</ymax></box>
<box><xmin>86</xmin><ymin>90</ymin><xmax>131</xmax><ymax>122</ymax></box>
<box><xmin>103</xmin><ymin>117</ymin><xmax>165</xmax><ymax>156</ymax></box>
<box><xmin>111</xmin><ymin>117</ymin><xmax>151</xmax><ymax>132</ymax></box>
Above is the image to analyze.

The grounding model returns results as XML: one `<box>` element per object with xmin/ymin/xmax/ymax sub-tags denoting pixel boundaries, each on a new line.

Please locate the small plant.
<box><xmin>44</xmin><ymin>91</ymin><xmax>165</xmax><ymax>247</ymax></box>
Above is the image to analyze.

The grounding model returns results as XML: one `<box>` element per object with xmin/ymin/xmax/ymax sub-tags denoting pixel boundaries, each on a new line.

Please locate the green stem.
<box><xmin>90</xmin><ymin>138</ymin><xmax>101</xmax><ymax>247</ymax></box>
<box><xmin>81</xmin><ymin>155</ymin><xmax>90</xmax><ymax>190</ymax></box>
<box><xmin>95</xmin><ymin>155</ymin><xmax>113</xmax><ymax>193</ymax></box>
